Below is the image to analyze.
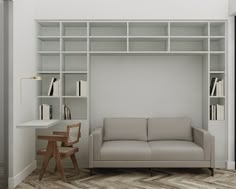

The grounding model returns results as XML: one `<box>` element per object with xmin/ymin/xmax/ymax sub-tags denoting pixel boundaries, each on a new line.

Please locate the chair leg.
<box><xmin>90</xmin><ymin>168</ymin><xmax>94</xmax><ymax>176</ymax></box>
<box><xmin>39</xmin><ymin>142</ymin><xmax>53</xmax><ymax>181</ymax></box>
<box><xmin>209</xmin><ymin>168</ymin><xmax>214</xmax><ymax>176</ymax></box>
<box><xmin>70</xmin><ymin>154</ymin><xmax>80</xmax><ymax>173</ymax></box>
<box><xmin>56</xmin><ymin>154</ymin><xmax>67</xmax><ymax>182</ymax></box>
<box><xmin>54</xmin><ymin>164</ymin><xmax>57</xmax><ymax>173</ymax></box>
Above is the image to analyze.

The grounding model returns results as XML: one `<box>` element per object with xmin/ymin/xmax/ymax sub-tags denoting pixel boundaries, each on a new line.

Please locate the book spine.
<box><xmin>211</xmin><ymin>78</ymin><xmax>218</xmax><ymax>96</ymax></box>
<box><xmin>76</xmin><ymin>81</ymin><xmax>80</xmax><ymax>96</ymax></box>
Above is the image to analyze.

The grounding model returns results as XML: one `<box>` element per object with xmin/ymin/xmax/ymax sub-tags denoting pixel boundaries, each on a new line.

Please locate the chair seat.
<box><xmin>101</xmin><ymin>141</ymin><xmax>151</xmax><ymax>161</ymax></box>
<box><xmin>149</xmin><ymin>141</ymin><xmax>204</xmax><ymax>161</ymax></box>
<box><xmin>37</xmin><ymin>147</ymin><xmax>79</xmax><ymax>156</ymax></box>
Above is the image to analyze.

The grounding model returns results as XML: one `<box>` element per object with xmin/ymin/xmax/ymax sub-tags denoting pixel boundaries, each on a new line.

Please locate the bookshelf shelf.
<box><xmin>62</xmin><ymin>96</ymin><xmax>87</xmax><ymax>98</ymax></box>
<box><xmin>37</xmin><ymin>96</ymin><xmax>60</xmax><ymax>98</ymax></box>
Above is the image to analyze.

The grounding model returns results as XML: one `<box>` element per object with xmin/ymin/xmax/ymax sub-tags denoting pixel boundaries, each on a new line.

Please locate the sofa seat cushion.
<box><xmin>148</xmin><ymin>117</ymin><xmax>192</xmax><ymax>141</ymax></box>
<box><xmin>149</xmin><ymin>141</ymin><xmax>204</xmax><ymax>161</ymax></box>
<box><xmin>104</xmin><ymin>118</ymin><xmax>147</xmax><ymax>141</ymax></box>
<box><xmin>101</xmin><ymin>141</ymin><xmax>151</xmax><ymax>161</ymax></box>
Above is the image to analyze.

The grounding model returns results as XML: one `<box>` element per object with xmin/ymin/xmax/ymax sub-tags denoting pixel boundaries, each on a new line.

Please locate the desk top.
<box><xmin>16</xmin><ymin>120</ymin><xmax>60</xmax><ymax>129</ymax></box>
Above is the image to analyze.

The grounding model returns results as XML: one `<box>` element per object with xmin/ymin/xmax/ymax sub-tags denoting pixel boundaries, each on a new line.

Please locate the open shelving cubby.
<box><xmin>37</xmin><ymin>21</ymin><xmax>89</xmax><ymax>122</ymax></box>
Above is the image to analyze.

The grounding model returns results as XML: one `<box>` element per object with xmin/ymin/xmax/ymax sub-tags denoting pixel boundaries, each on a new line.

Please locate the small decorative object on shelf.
<box><xmin>39</xmin><ymin>104</ymin><xmax>52</xmax><ymax>120</ymax></box>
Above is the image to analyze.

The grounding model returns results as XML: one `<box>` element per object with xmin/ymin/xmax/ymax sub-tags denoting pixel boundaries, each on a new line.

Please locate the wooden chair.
<box><xmin>37</xmin><ymin>123</ymin><xmax>81</xmax><ymax>182</ymax></box>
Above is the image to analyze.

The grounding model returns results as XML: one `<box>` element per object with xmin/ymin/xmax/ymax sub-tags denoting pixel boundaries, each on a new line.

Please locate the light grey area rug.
<box><xmin>16</xmin><ymin>168</ymin><xmax>236</xmax><ymax>189</ymax></box>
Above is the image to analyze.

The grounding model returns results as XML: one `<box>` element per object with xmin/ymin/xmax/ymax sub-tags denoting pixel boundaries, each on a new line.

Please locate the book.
<box><xmin>39</xmin><ymin>104</ymin><xmax>52</xmax><ymax>120</ymax></box>
<box><xmin>39</xmin><ymin>105</ymin><xmax>43</xmax><ymax>120</ymax></box>
<box><xmin>79</xmin><ymin>80</ymin><xmax>88</xmax><ymax>96</ymax></box>
<box><xmin>48</xmin><ymin>77</ymin><xmax>57</xmax><ymax>96</ymax></box>
<box><xmin>62</xmin><ymin>104</ymin><xmax>72</xmax><ymax>120</ymax></box>
<box><xmin>76</xmin><ymin>81</ymin><xmax>80</xmax><ymax>96</ymax></box>
<box><xmin>210</xmin><ymin>78</ymin><xmax>218</xmax><ymax>96</ymax></box>
<box><xmin>53</xmin><ymin>79</ymin><xmax>60</xmax><ymax>96</ymax></box>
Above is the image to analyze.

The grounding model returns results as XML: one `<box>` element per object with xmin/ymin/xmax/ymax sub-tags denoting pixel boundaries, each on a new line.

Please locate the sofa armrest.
<box><xmin>89</xmin><ymin>127</ymin><xmax>103</xmax><ymax>162</ymax></box>
<box><xmin>193</xmin><ymin>127</ymin><xmax>214</xmax><ymax>164</ymax></box>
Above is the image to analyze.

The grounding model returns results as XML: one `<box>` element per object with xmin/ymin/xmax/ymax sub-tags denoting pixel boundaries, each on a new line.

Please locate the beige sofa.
<box><xmin>89</xmin><ymin>117</ymin><xmax>215</xmax><ymax>175</ymax></box>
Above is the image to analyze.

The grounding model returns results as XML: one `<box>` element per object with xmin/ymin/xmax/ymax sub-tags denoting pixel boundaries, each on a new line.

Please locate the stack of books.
<box><xmin>76</xmin><ymin>80</ymin><xmax>88</xmax><ymax>97</ymax></box>
<box><xmin>210</xmin><ymin>104</ymin><xmax>224</xmax><ymax>120</ymax></box>
<box><xmin>39</xmin><ymin>104</ymin><xmax>52</xmax><ymax>120</ymax></box>
<box><xmin>48</xmin><ymin>77</ymin><xmax>60</xmax><ymax>96</ymax></box>
<box><xmin>210</xmin><ymin>77</ymin><xmax>224</xmax><ymax>96</ymax></box>
<box><xmin>63</xmin><ymin>104</ymin><xmax>71</xmax><ymax>120</ymax></box>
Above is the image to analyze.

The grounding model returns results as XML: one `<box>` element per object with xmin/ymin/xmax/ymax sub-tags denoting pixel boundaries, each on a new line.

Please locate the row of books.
<box><xmin>63</xmin><ymin>104</ymin><xmax>72</xmax><ymax>120</ymax></box>
<box><xmin>48</xmin><ymin>77</ymin><xmax>60</xmax><ymax>96</ymax></box>
<box><xmin>47</xmin><ymin>78</ymin><xmax>88</xmax><ymax>97</ymax></box>
<box><xmin>210</xmin><ymin>77</ymin><xmax>224</xmax><ymax>96</ymax></box>
<box><xmin>39</xmin><ymin>104</ymin><xmax>52</xmax><ymax>120</ymax></box>
<box><xmin>210</xmin><ymin>104</ymin><xmax>224</xmax><ymax>120</ymax></box>
<box><xmin>76</xmin><ymin>80</ymin><xmax>88</xmax><ymax>97</ymax></box>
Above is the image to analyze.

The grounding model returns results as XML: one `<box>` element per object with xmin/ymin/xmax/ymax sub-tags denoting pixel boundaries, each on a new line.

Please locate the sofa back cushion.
<box><xmin>103</xmin><ymin>118</ymin><xmax>147</xmax><ymax>141</ymax></box>
<box><xmin>148</xmin><ymin>117</ymin><xmax>192</xmax><ymax>141</ymax></box>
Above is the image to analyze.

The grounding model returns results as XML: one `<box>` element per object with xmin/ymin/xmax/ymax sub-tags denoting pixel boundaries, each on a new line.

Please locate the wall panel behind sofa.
<box><xmin>90</xmin><ymin>55</ymin><xmax>203</xmax><ymax>129</ymax></box>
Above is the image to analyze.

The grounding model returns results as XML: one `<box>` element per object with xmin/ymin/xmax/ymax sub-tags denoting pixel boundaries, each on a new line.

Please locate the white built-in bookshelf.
<box><xmin>36</xmin><ymin>20</ymin><xmax>227</xmax><ymax>168</ymax></box>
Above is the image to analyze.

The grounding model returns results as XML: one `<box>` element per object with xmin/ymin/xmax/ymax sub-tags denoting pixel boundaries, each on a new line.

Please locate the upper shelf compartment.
<box><xmin>210</xmin><ymin>22</ymin><xmax>225</xmax><ymax>36</ymax></box>
<box><xmin>62</xmin><ymin>22</ymin><xmax>87</xmax><ymax>37</ymax></box>
<box><xmin>90</xmin><ymin>22</ymin><xmax>127</xmax><ymax>36</ymax></box>
<box><xmin>129</xmin><ymin>22</ymin><xmax>168</xmax><ymax>36</ymax></box>
<box><xmin>170</xmin><ymin>22</ymin><xmax>208</xmax><ymax>36</ymax></box>
<box><xmin>37</xmin><ymin>22</ymin><xmax>60</xmax><ymax>36</ymax></box>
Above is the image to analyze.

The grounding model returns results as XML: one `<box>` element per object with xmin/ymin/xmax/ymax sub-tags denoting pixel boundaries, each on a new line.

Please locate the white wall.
<box><xmin>11</xmin><ymin>0</ymin><xmax>234</xmax><ymax>186</ymax></box>
<box><xmin>9</xmin><ymin>0</ymin><xmax>37</xmax><ymax>187</ymax></box>
<box><xmin>229</xmin><ymin>0</ymin><xmax>236</xmax><ymax>15</ymax></box>
<box><xmin>90</xmin><ymin>55</ymin><xmax>203</xmax><ymax>128</ymax></box>
<box><xmin>34</xmin><ymin>0</ymin><xmax>228</xmax><ymax>20</ymax></box>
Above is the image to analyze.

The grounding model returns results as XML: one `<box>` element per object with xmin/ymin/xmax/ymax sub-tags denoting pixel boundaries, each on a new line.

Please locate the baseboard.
<box><xmin>226</xmin><ymin>161</ymin><xmax>235</xmax><ymax>169</ymax></box>
<box><xmin>8</xmin><ymin>160</ymin><xmax>36</xmax><ymax>189</ymax></box>
<box><xmin>215</xmin><ymin>161</ymin><xmax>227</xmax><ymax>168</ymax></box>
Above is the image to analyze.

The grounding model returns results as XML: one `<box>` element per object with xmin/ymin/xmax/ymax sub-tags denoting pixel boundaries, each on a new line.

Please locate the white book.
<box><xmin>221</xmin><ymin>105</ymin><xmax>225</xmax><ymax>120</ymax></box>
<box><xmin>42</xmin><ymin>104</ymin><xmax>50</xmax><ymax>120</ymax></box>
<box><xmin>221</xmin><ymin>79</ymin><xmax>224</xmax><ymax>96</ymax></box>
<box><xmin>76</xmin><ymin>81</ymin><xmax>80</xmax><ymax>96</ymax></box>
<box><xmin>213</xmin><ymin>105</ymin><xmax>216</xmax><ymax>120</ymax></box>
<box><xmin>79</xmin><ymin>80</ymin><xmax>88</xmax><ymax>97</ymax></box>
<box><xmin>39</xmin><ymin>105</ymin><xmax>42</xmax><ymax>120</ymax></box>
<box><xmin>53</xmin><ymin>79</ymin><xmax>60</xmax><ymax>96</ymax></box>
<box><xmin>216</xmin><ymin>82</ymin><xmax>219</xmax><ymax>96</ymax></box>
<box><xmin>216</xmin><ymin>104</ymin><xmax>221</xmax><ymax>120</ymax></box>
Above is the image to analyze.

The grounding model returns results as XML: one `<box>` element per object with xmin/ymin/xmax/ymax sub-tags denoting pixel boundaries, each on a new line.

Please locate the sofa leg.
<box><xmin>150</xmin><ymin>168</ymin><xmax>153</xmax><ymax>177</ymax></box>
<box><xmin>90</xmin><ymin>168</ymin><xmax>94</xmax><ymax>176</ymax></box>
<box><xmin>209</xmin><ymin>168</ymin><xmax>214</xmax><ymax>176</ymax></box>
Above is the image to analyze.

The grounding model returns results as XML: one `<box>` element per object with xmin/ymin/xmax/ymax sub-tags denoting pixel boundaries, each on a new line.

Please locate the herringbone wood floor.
<box><xmin>16</xmin><ymin>168</ymin><xmax>236</xmax><ymax>189</ymax></box>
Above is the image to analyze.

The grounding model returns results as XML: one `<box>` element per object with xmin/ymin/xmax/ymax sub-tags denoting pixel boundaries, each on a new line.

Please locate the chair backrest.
<box><xmin>65</xmin><ymin>123</ymin><xmax>81</xmax><ymax>146</ymax></box>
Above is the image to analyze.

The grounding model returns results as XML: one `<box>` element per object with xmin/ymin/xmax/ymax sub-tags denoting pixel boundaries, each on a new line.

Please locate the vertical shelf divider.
<box><xmin>59</xmin><ymin>22</ymin><xmax>63</xmax><ymax>120</ymax></box>
<box><xmin>207</xmin><ymin>22</ymin><xmax>210</xmax><ymax>123</ymax></box>
<box><xmin>127</xmin><ymin>22</ymin><xmax>129</xmax><ymax>52</ymax></box>
<box><xmin>87</xmin><ymin>22</ymin><xmax>90</xmax><ymax>124</ymax></box>
<box><xmin>168</xmin><ymin>22</ymin><xmax>170</xmax><ymax>52</ymax></box>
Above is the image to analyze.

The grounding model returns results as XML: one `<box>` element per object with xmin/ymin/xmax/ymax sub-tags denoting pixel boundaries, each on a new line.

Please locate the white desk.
<box><xmin>16</xmin><ymin>120</ymin><xmax>60</xmax><ymax>129</ymax></box>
